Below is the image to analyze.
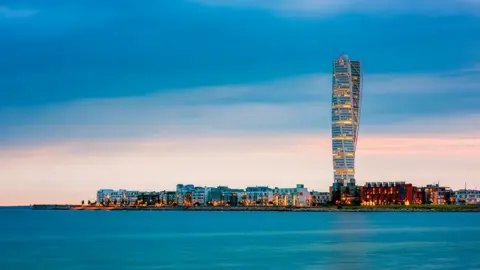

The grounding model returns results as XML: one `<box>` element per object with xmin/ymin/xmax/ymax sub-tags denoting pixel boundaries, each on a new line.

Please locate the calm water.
<box><xmin>1</xmin><ymin>208</ymin><xmax>479</xmax><ymax>270</ymax></box>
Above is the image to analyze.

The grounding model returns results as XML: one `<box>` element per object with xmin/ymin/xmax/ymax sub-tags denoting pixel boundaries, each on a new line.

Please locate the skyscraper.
<box><xmin>331</xmin><ymin>55</ymin><xmax>362</xmax><ymax>199</ymax></box>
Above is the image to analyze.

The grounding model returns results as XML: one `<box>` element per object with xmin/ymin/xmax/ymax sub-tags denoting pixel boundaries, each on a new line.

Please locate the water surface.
<box><xmin>1</xmin><ymin>208</ymin><xmax>479</xmax><ymax>270</ymax></box>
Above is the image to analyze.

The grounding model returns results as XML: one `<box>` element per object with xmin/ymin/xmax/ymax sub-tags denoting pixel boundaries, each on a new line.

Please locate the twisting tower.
<box><xmin>331</xmin><ymin>55</ymin><xmax>362</xmax><ymax>199</ymax></box>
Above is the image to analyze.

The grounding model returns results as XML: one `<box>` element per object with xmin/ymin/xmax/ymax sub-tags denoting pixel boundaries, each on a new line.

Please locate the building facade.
<box><xmin>96</xmin><ymin>189</ymin><xmax>129</xmax><ymax>205</ymax></box>
<box><xmin>245</xmin><ymin>186</ymin><xmax>274</xmax><ymax>206</ymax></box>
<box><xmin>310</xmin><ymin>191</ymin><xmax>331</xmax><ymax>205</ymax></box>
<box><xmin>97</xmin><ymin>189</ymin><xmax>113</xmax><ymax>204</ymax></box>
<box><xmin>192</xmin><ymin>187</ymin><xmax>207</xmax><ymax>206</ymax></box>
<box><xmin>422</xmin><ymin>184</ymin><xmax>455</xmax><ymax>205</ymax></box>
<box><xmin>175</xmin><ymin>184</ymin><xmax>195</xmax><ymax>206</ymax></box>
<box><xmin>360</xmin><ymin>182</ymin><xmax>414</xmax><ymax>206</ymax></box>
<box><xmin>220</xmin><ymin>189</ymin><xmax>242</xmax><ymax>207</ymax></box>
<box><xmin>137</xmin><ymin>192</ymin><xmax>160</xmax><ymax>205</ymax></box>
<box><xmin>455</xmin><ymin>189</ymin><xmax>480</xmax><ymax>205</ymax></box>
<box><xmin>159</xmin><ymin>191</ymin><xmax>177</xmax><ymax>206</ymax></box>
<box><xmin>125</xmin><ymin>191</ymin><xmax>139</xmax><ymax>205</ymax></box>
<box><xmin>331</xmin><ymin>55</ymin><xmax>362</xmax><ymax>202</ymax></box>
<box><xmin>205</xmin><ymin>187</ymin><xmax>223</xmax><ymax>205</ymax></box>
<box><xmin>273</xmin><ymin>184</ymin><xmax>310</xmax><ymax>207</ymax></box>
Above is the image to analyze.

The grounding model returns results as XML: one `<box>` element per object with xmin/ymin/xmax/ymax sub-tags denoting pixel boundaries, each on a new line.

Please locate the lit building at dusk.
<box><xmin>310</xmin><ymin>191</ymin><xmax>331</xmax><ymax>206</ymax></box>
<box><xmin>272</xmin><ymin>184</ymin><xmax>311</xmax><ymax>207</ymax></box>
<box><xmin>360</xmin><ymin>182</ymin><xmax>415</xmax><ymax>206</ymax></box>
<box><xmin>422</xmin><ymin>184</ymin><xmax>455</xmax><ymax>205</ymax></box>
<box><xmin>245</xmin><ymin>186</ymin><xmax>274</xmax><ymax>206</ymax></box>
<box><xmin>455</xmin><ymin>189</ymin><xmax>480</xmax><ymax>205</ymax></box>
<box><xmin>331</xmin><ymin>55</ymin><xmax>362</xmax><ymax>203</ymax></box>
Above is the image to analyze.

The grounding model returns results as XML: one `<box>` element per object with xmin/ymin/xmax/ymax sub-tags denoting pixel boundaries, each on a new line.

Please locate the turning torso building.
<box><xmin>331</xmin><ymin>55</ymin><xmax>362</xmax><ymax>194</ymax></box>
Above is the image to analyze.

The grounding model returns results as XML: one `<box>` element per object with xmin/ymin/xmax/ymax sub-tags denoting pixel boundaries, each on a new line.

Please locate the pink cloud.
<box><xmin>290</xmin><ymin>135</ymin><xmax>480</xmax><ymax>157</ymax></box>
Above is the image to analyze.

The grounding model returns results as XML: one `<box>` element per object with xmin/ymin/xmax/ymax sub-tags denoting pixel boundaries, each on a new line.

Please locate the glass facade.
<box><xmin>332</xmin><ymin>55</ymin><xmax>362</xmax><ymax>192</ymax></box>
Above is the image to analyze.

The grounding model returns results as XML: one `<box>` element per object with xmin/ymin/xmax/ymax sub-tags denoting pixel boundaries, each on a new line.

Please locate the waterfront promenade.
<box><xmin>32</xmin><ymin>204</ymin><xmax>480</xmax><ymax>212</ymax></box>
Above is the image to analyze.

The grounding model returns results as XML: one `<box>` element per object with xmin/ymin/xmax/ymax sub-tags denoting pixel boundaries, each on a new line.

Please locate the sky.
<box><xmin>1</xmin><ymin>0</ymin><xmax>480</xmax><ymax>205</ymax></box>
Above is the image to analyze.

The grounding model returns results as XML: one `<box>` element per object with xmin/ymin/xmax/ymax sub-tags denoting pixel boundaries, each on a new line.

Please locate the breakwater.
<box><xmin>32</xmin><ymin>204</ymin><xmax>72</xmax><ymax>210</ymax></box>
<box><xmin>32</xmin><ymin>205</ymin><xmax>480</xmax><ymax>212</ymax></box>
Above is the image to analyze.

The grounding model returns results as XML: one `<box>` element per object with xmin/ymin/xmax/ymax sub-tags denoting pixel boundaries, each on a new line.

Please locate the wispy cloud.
<box><xmin>192</xmin><ymin>0</ymin><xmax>480</xmax><ymax>17</ymax></box>
<box><xmin>366</xmin><ymin>72</ymin><xmax>479</xmax><ymax>94</ymax></box>
<box><xmin>1</xmin><ymin>68</ymin><xmax>478</xmax><ymax>145</ymax></box>
<box><xmin>459</xmin><ymin>63</ymin><xmax>480</xmax><ymax>73</ymax></box>
<box><xmin>0</xmin><ymin>6</ymin><xmax>39</xmax><ymax>18</ymax></box>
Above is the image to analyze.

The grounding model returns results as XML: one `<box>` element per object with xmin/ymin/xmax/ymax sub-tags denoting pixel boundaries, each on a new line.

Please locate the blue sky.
<box><xmin>1</xmin><ymin>0</ymin><xmax>480</xmax><ymax>204</ymax></box>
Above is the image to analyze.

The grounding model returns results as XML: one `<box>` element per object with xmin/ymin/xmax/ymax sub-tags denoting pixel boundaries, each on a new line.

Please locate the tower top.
<box><xmin>336</xmin><ymin>54</ymin><xmax>350</xmax><ymax>63</ymax></box>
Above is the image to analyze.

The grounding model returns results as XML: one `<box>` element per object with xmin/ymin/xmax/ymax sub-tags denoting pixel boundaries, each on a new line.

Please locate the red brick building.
<box><xmin>360</xmin><ymin>182</ymin><xmax>416</xmax><ymax>205</ymax></box>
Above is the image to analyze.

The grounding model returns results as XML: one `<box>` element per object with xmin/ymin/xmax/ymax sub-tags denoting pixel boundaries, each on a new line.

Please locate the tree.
<box><xmin>81</xmin><ymin>200</ymin><xmax>84</xmax><ymax>205</ymax></box>
<box><xmin>88</xmin><ymin>200</ymin><xmax>91</xmax><ymax>205</ymax></box>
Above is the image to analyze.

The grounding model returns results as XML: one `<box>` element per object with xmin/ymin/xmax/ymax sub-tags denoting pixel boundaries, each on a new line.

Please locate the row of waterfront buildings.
<box><xmin>92</xmin><ymin>55</ymin><xmax>479</xmax><ymax>208</ymax></box>
<box><xmin>96</xmin><ymin>184</ymin><xmax>328</xmax><ymax>207</ymax></box>
<box><xmin>94</xmin><ymin>183</ymin><xmax>480</xmax><ymax>207</ymax></box>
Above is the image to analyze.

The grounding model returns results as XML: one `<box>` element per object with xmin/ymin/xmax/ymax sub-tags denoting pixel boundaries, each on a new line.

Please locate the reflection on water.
<box><xmin>328</xmin><ymin>213</ymin><xmax>368</xmax><ymax>270</ymax></box>
<box><xmin>0</xmin><ymin>210</ymin><xmax>479</xmax><ymax>270</ymax></box>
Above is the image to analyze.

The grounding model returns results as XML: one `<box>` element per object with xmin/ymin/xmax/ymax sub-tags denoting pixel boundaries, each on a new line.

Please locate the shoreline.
<box><xmin>31</xmin><ymin>205</ymin><xmax>480</xmax><ymax>212</ymax></box>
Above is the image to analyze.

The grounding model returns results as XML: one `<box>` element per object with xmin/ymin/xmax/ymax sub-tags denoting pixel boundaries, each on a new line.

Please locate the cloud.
<box><xmin>1</xmin><ymin>67</ymin><xmax>479</xmax><ymax>146</ymax></box>
<box><xmin>366</xmin><ymin>72</ymin><xmax>479</xmax><ymax>94</ymax></box>
<box><xmin>0</xmin><ymin>6</ymin><xmax>39</xmax><ymax>18</ymax></box>
<box><xmin>192</xmin><ymin>0</ymin><xmax>480</xmax><ymax>17</ymax></box>
<box><xmin>459</xmin><ymin>63</ymin><xmax>480</xmax><ymax>73</ymax></box>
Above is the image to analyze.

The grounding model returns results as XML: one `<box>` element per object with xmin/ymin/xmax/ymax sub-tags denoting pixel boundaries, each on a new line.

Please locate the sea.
<box><xmin>1</xmin><ymin>207</ymin><xmax>479</xmax><ymax>270</ymax></box>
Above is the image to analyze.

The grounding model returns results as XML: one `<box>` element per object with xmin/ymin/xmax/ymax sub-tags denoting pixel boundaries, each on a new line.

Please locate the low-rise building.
<box><xmin>246</xmin><ymin>186</ymin><xmax>274</xmax><ymax>206</ymax></box>
<box><xmin>176</xmin><ymin>184</ymin><xmax>195</xmax><ymax>206</ymax></box>
<box><xmin>360</xmin><ymin>182</ymin><xmax>414</xmax><ymax>206</ymax></box>
<box><xmin>192</xmin><ymin>187</ymin><xmax>207</xmax><ymax>206</ymax></box>
<box><xmin>97</xmin><ymin>189</ymin><xmax>129</xmax><ymax>205</ymax></box>
<box><xmin>273</xmin><ymin>184</ymin><xmax>310</xmax><ymax>207</ymax></box>
<box><xmin>222</xmin><ymin>189</ymin><xmax>244</xmax><ymax>206</ymax></box>
<box><xmin>97</xmin><ymin>189</ymin><xmax>114</xmax><ymax>204</ymax></box>
<box><xmin>137</xmin><ymin>192</ymin><xmax>160</xmax><ymax>205</ymax></box>
<box><xmin>159</xmin><ymin>191</ymin><xmax>177</xmax><ymax>205</ymax></box>
<box><xmin>455</xmin><ymin>189</ymin><xmax>480</xmax><ymax>205</ymax></box>
<box><xmin>125</xmin><ymin>191</ymin><xmax>139</xmax><ymax>205</ymax></box>
<box><xmin>310</xmin><ymin>191</ymin><xmax>331</xmax><ymax>205</ymax></box>
<box><xmin>205</xmin><ymin>187</ymin><xmax>220</xmax><ymax>205</ymax></box>
<box><xmin>422</xmin><ymin>184</ymin><xmax>455</xmax><ymax>205</ymax></box>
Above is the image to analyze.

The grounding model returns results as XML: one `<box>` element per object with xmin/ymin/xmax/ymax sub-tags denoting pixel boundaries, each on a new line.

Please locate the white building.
<box><xmin>192</xmin><ymin>187</ymin><xmax>207</xmax><ymax>206</ymax></box>
<box><xmin>97</xmin><ymin>189</ymin><xmax>114</xmax><ymax>203</ymax></box>
<box><xmin>273</xmin><ymin>184</ymin><xmax>310</xmax><ymax>207</ymax></box>
<box><xmin>125</xmin><ymin>190</ymin><xmax>139</xmax><ymax>205</ymax></box>
<box><xmin>96</xmin><ymin>189</ymin><xmax>129</xmax><ymax>204</ymax></box>
<box><xmin>245</xmin><ymin>186</ymin><xmax>274</xmax><ymax>205</ymax></box>
<box><xmin>455</xmin><ymin>189</ymin><xmax>480</xmax><ymax>205</ymax></box>
<box><xmin>96</xmin><ymin>189</ymin><xmax>138</xmax><ymax>204</ymax></box>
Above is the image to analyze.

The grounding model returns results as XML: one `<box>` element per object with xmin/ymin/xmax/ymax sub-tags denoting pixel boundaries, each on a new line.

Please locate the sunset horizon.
<box><xmin>1</xmin><ymin>0</ymin><xmax>480</xmax><ymax>206</ymax></box>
